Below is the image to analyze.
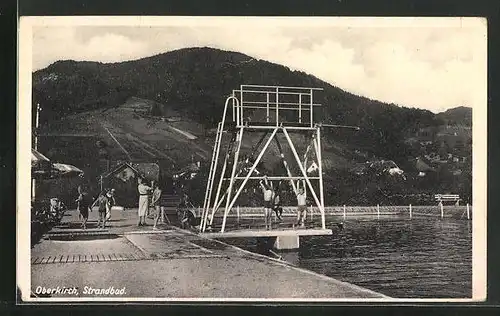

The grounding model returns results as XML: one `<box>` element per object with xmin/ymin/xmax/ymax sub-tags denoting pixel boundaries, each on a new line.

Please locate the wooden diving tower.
<box><xmin>199</xmin><ymin>85</ymin><xmax>333</xmax><ymax>249</ymax></box>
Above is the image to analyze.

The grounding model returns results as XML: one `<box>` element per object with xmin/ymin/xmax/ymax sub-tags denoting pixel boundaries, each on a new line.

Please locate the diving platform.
<box><xmin>200</xmin><ymin>228</ymin><xmax>333</xmax><ymax>250</ymax></box>
<box><xmin>200</xmin><ymin>228</ymin><xmax>332</xmax><ymax>239</ymax></box>
<box><xmin>200</xmin><ymin>85</ymin><xmax>328</xmax><ymax>234</ymax></box>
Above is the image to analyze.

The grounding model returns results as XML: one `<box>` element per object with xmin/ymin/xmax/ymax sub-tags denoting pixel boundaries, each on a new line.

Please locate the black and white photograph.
<box><xmin>17</xmin><ymin>16</ymin><xmax>487</xmax><ymax>302</ymax></box>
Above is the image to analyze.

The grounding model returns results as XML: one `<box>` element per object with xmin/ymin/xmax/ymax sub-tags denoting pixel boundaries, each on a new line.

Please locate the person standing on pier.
<box><xmin>137</xmin><ymin>177</ymin><xmax>152</xmax><ymax>226</ymax></box>
<box><xmin>147</xmin><ymin>181</ymin><xmax>155</xmax><ymax>219</ymax></box>
<box><xmin>259</xmin><ymin>175</ymin><xmax>274</xmax><ymax>230</ymax></box>
<box><xmin>105</xmin><ymin>188</ymin><xmax>116</xmax><ymax>222</ymax></box>
<box><xmin>272</xmin><ymin>181</ymin><xmax>283</xmax><ymax>222</ymax></box>
<box><xmin>96</xmin><ymin>191</ymin><xmax>110</xmax><ymax>229</ymax></box>
<box><xmin>296</xmin><ymin>187</ymin><xmax>307</xmax><ymax>228</ymax></box>
<box><xmin>151</xmin><ymin>181</ymin><xmax>163</xmax><ymax>229</ymax></box>
<box><xmin>75</xmin><ymin>186</ymin><xmax>90</xmax><ymax>229</ymax></box>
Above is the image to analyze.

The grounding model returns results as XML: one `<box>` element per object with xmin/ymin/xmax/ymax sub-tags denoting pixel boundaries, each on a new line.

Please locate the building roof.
<box><xmin>175</xmin><ymin>162</ymin><xmax>200</xmax><ymax>175</ymax></box>
<box><xmin>101</xmin><ymin>161</ymin><xmax>160</xmax><ymax>182</ymax></box>
<box><xmin>31</xmin><ymin>149</ymin><xmax>50</xmax><ymax>163</ymax></box>
<box><xmin>101</xmin><ymin>162</ymin><xmax>140</xmax><ymax>179</ymax></box>
<box><xmin>52</xmin><ymin>163</ymin><xmax>84</xmax><ymax>177</ymax></box>
<box><xmin>415</xmin><ymin>157</ymin><xmax>436</xmax><ymax>172</ymax></box>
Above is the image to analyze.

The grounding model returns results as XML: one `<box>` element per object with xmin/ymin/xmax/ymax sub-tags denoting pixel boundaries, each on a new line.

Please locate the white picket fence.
<box><xmin>194</xmin><ymin>204</ymin><xmax>472</xmax><ymax>220</ymax></box>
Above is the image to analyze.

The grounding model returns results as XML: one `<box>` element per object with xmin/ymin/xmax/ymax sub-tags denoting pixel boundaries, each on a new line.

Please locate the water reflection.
<box><xmin>223</xmin><ymin>218</ymin><xmax>472</xmax><ymax>298</ymax></box>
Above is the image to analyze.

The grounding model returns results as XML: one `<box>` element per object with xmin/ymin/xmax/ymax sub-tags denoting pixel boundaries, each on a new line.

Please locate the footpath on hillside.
<box><xmin>29</xmin><ymin>207</ymin><xmax>388</xmax><ymax>300</ymax></box>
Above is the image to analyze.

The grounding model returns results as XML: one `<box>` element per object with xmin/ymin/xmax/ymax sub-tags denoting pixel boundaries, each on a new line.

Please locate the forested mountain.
<box><xmin>32</xmin><ymin>47</ymin><xmax>471</xmax><ymax>205</ymax></box>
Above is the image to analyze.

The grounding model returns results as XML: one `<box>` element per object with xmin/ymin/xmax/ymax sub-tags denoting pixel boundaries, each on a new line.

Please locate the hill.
<box><xmin>32</xmin><ymin>47</ymin><xmax>472</xmax><ymax>205</ymax></box>
<box><xmin>33</xmin><ymin>47</ymin><xmax>443</xmax><ymax>161</ymax></box>
<box><xmin>436</xmin><ymin>106</ymin><xmax>472</xmax><ymax>126</ymax></box>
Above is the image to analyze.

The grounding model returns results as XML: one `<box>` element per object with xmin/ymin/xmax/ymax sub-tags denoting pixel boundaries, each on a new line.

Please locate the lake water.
<box><xmin>222</xmin><ymin>217</ymin><xmax>472</xmax><ymax>298</ymax></box>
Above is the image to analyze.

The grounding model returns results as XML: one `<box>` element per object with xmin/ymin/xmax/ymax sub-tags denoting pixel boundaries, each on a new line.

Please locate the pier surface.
<box><xmin>29</xmin><ymin>208</ymin><xmax>387</xmax><ymax>300</ymax></box>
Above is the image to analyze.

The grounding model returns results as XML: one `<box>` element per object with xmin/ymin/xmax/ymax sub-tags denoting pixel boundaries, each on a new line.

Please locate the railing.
<box><xmin>230</xmin><ymin>85</ymin><xmax>323</xmax><ymax>128</ymax></box>
<box><xmin>194</xmin><ymin>204</ymin><xmax>473</xmax><ymax>221</ymax></box>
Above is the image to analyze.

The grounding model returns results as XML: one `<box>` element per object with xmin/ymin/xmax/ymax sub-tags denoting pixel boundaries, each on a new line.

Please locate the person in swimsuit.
<box><xmin>272</xmin><ymin>181</ymin><xmax>283</xmax><ymax>222</ymax></box>
<box><xmin>259</xmin><ymin>175</ymin><xmax>274</xmax><ymax>230</ymax></box>
<box><xmin>296</xmin><ymin>187</ymin><xmax>307</xmax><ymax>228</ymax></box>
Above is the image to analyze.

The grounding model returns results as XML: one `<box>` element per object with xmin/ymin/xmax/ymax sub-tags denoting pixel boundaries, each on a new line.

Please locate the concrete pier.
<box><xmin>274</xmin><ymin>235</ymin><xmax>300</xmax><ymax>250</ymax></box>
<box><xmin>27</xmin><ymin>208</ymin><xmax>388</xmax><ymax>300</ymax></box>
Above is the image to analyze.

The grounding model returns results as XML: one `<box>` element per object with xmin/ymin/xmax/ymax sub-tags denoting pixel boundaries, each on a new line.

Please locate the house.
<box><xmin>307</xmin><ymin>162</ymin><xmax>318</xmax><ymax>173</ymax></box>
<box><xmin>161</xmin><ymin>116</ymin><xmax>182</xmax><ymax>122</ymax></box>
<box><xmin>100</xmin><ymin>162</ymin><xmax>160</xmax><ymax>207</ymax></box>
<box><xmin>173</xmin><ymin>161</ymin><xmax>201</xmax><ymax>180</ymax></box>
<box><xmin>350</xmin><ymin>160</ymin><xmax>405</xmax><ymax>179</ymax></box>
<box><xmin>452</xmin><ymin>169</ymin><xmax>463</xmax><ymax>176</ymax></box>
<box><xmin>415</xmin><ymin>157</ymin><xmax>436</xmax><ymax>172</ymax></box>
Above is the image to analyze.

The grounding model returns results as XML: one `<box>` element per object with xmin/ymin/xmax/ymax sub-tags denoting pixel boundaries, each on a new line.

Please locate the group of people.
<box><xmin>259</xmin><ymin>176</ymin><xmax>308</xmax><ymax>230</ymax></box>
<box><xmin>74</xmin><ymin>177</ymin><xmax>176</xmax><ymax>230</ymax></box>
<box><xmin>75</xmin><ymin>175</ymin><xmax>310</xmax><ymax>232</ymax></box>
<box><xmin>75</xmin><ymin>186</ymin><xmax>116</xmax><ymax>229</ymax></box>
<box><xmin>137</xmin><ymin>177</ymin><xmax>169</xmax><ymax>229</ymax></box>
